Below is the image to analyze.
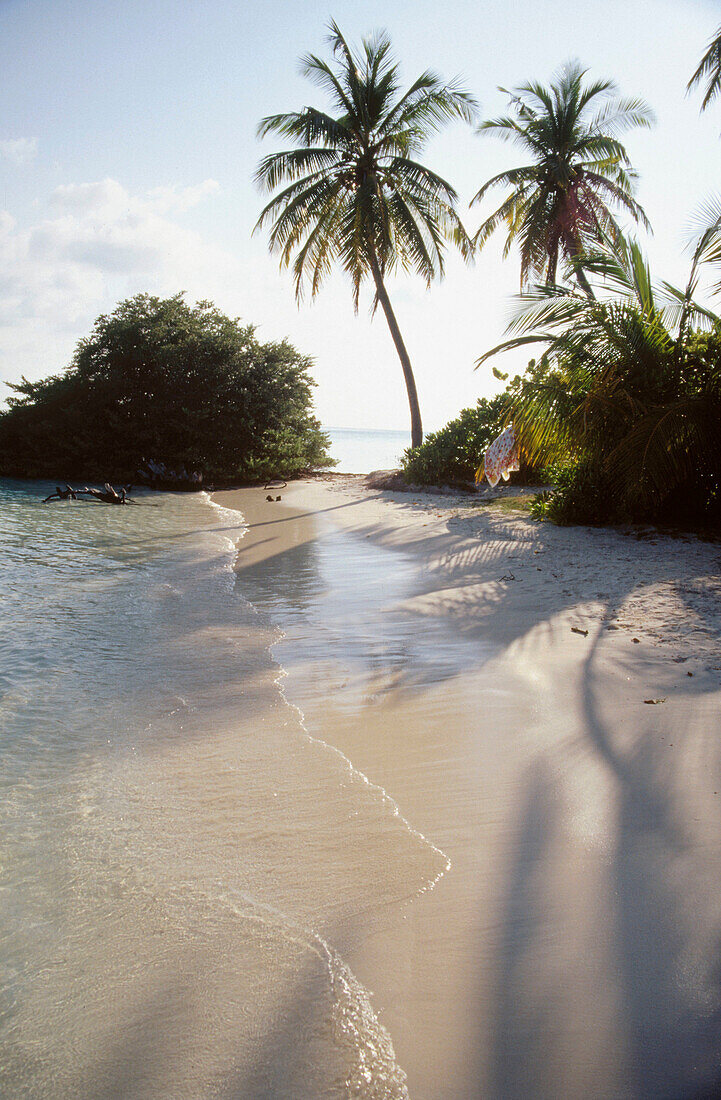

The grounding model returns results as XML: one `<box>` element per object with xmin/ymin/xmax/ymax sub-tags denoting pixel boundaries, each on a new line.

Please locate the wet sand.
<box><xmin>215</xmin><ymin>478</ymin><xmax>721</xmax><ymax>1100</ymax></box>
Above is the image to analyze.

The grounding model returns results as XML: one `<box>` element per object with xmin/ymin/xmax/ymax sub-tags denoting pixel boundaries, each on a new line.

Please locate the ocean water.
<box><xmin>323</xmin><ymin>427</ymin><xmax>411</xmax><ymax>474</ymax></box>
<box><xmin>0</xmin><ymin>478</ymin><xmax>442</xmax><ymax>1097</ymax></box>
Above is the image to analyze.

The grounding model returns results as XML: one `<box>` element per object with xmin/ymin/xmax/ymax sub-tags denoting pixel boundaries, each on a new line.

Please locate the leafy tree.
<box><xmin>477</xmin><ymin>231</ymin><xmax>721</xmax><ymax>526</ymax></box>
<box><xmin>688</xmin><ymin>25</ymin><xmax>721</xmax><ymax>112</ymax></box>
<box><xmin>0</xmin><ymin>294</ymin><xmax>333</xmax><ymax>483</ymax></box>
<box><xmin>401</xmin><ymin>395</ymin><xmax>509</xmax><ymax>485</ymax></box>
<box><xmin>254</xmin><ymin>21</ymin><xmax>476</xmax><ymax>448</ymax></box>
<box><xmin>471</xmin><ymin>62</ymin><xmax>653</xmax><ymax>295</ymax></box>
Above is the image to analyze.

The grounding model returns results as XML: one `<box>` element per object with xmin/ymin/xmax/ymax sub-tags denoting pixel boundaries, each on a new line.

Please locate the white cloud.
<box><xmin>146</xmin><ymin>179</ymin><xmax>221</xmax><ymax>214</ymax></box>
<box><xmin>36</xmin><ymin>178</ymin><xmax>225</xmax><ymax>276</ymax></box>
<box><xmin>49</xmin><ymin>178</ymin><xmax>130</xmax><ymax>215</ymax></box>
<box><xmin>0</xmin><ymin>173</ymin><xmax>512</xmax><ymax>431</ymax></box>
<box><xmin>0</xmin><ymin>138</ymin><xmax>38</xmax><ymax>165</ymax></box>
<box><xmin>49</xmin><ymin>178</ymin><xmax>221</xmax><ymax>218</ymax></box>
<box><xmin>0</xmin><ymin>177</ymin><xmax>235</xmax><ymax>394</ymax></box>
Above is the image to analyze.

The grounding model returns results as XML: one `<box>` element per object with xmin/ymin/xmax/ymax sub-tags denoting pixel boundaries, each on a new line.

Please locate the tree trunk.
<box><xmin>575</xmin><ymin>265</ymin><xmax>596</xmax><ymax>300</ymax></box>
<box><xmin>546</xmin><ymin>244</ymin><xmax>559</xmax><ymax>285</ymax></box>
<box><xmin>560</xmin><ymin>231</ymin><xmax>596</xmax><ymax>300</ymax></box>
<box><xmin>368</xmin><ymin>250</ymin><xmax>423</xmax><ymax>448</ymax></box>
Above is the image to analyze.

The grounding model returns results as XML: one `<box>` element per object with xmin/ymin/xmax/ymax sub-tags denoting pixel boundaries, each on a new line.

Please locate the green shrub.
<box><xmin>0</xmin><ymin>293</ymin><xmax>335</xmax><ymax>484</ymax></box>
<box><xmin>531</xmin><ymin>456</ymin><xmax>721</xmax><ymax>528</ymax></box>
<box><xmin>530</xmin><ymin>460</ymin><xmax>631</xmax><ymax>525</ymax></box>
<box><xmin>528</xmin><ymin>490</ymin><xmax>554</xmax><ymax>521</ymax></box>
<box><xmin>401</xmin><ymin>396</ymin><xmax>509</xmax><ymax>485</ymax></box>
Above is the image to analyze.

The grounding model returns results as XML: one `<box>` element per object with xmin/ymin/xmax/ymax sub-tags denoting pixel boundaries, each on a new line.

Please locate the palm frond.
<box><xmin>475</xmin><ymin>332</ymin><xmax>557</xmax><ymax>368</ymax></box>
<box><xmin>469</xmin><ymin>164</ymin><xmax>534</xmax><ymax>206</ymax></box>
<box><xmin>607</xmin><ymin>396</ymin><xmax>720</xmax><ymax>506</ymax></box>
<box><xmin>687</xmin><ymin>25</ymin><xmax>721</xmax><ymax>111</ymax></box>
<box><xmin>657</xmin><ymin>281</ymin><xmax>721</xmax><ymax>333</ymax></box>
<box><xmin>586</xmin><ymin>96</ymin><xmax>655</xmax><ymax>137</ymax></box>
<box><xmin>471</xmin><ymin>62</ymin><xmax>653</xmax><ymax>288</ymax></box>
<box><xmin>254</xmin><ymin>147</ymin><xmax>342</xmax><ymax>192</ymax></box>
<box><xmin>257</xmin><ymin>108</ymin><xmax>351</xmax><ymax>149</ymax></box>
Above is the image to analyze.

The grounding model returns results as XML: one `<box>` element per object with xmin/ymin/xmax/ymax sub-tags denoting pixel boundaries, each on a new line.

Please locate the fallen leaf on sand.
<box><xmin>571</xmin><ymin>627</ymin><xmax>589</xmax><ymax>637</ymax></box>
<box><xmin>644</xmin><ymin>698</ymin><xmax>667</xmax><ymax>704</ymax></box>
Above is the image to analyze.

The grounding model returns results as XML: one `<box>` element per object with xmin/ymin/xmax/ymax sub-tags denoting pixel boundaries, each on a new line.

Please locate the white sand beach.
<box><xmin>215</xmin><ymin>476</ymin><xmax>721</xmax><ymax>1099</ymax></box>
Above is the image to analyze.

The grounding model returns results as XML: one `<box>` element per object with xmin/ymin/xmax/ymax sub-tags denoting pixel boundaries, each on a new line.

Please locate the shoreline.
<box><xmin>214</xmin><ymin>478</ymin><xmax>721</xmax><ymax>1098</ymax></box>
<box><xmin>218</xmin><ymin>474</ymin><xmax>721</xmax><ymax>660</ymax></box>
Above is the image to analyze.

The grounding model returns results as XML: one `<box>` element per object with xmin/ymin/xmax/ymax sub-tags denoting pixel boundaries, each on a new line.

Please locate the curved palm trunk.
<box><xmin>546</xmin><ymin>244</ymin><xmax>559</xmax><ymax>286</ymax></box>
<box><xmin>547</xmin><ymin>240</ymin><xmax>596</xmax><ymax>299</ymax></box>
<box><xmin>368</xmin><ymin>250</ymin><xmax>423</xmax><ymax>448</ymax></box>
<box><xmin>575</xmin><ymin>265</ymin><xmax>596</xmax><ymax>300</ymax></box>
<box><xmin>564</xmin><ymin>232</ymin><xmax>596</xmax><ymax>300</ymax></box>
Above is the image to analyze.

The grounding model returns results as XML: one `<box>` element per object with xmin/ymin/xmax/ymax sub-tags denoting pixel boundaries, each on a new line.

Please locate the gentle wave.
<box><xmin>0</xmin><ymin>479</ymin><xmax>425</xmax><ymax>1096</ymax></box>
<box><xmin>205</xmin><ymin>490</ymin><xmax>452</xmax><ymax>902</ymax></box>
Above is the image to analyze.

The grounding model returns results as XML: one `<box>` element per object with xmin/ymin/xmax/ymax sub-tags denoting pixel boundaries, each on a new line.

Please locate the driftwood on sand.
<box><xmin>42</xmin><ymin>484</ymin><xmax>79</xmax><ymax>502</ymax></box>
<box><xmin>42</xmin><ymin>483</ymin><xmax>135</xmax><ymax>505</ymax></box>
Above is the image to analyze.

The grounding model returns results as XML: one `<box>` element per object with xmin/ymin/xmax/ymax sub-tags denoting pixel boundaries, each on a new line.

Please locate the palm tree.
<box><xmin>688</xmin><ymin>25</ymin><xmax>721</xmax><ymax>111</ymax></box>
<box><xmin>476</xmin><ymin>229</ymin><xmax>721</xmax><ymax>521</ymax></box>
<box><xmin>254</xmin><ymin>22</ymin><xmax>476</xmax><ymax>447</ymax></box>
<box><xmin>470</xmin><ymin>62</ymin><xmax>654</xmax><ymax>296</ymax></box>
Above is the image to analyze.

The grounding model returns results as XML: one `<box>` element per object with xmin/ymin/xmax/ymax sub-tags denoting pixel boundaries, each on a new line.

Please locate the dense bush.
<box><xmin>401</xmin><ymin>396</ymin><xmax>509</xmax><ymax>485</ymax></box>
<box><xmin>481</xmin><ymin>235</ymin><xmax>721</xmax><ymax>529</ymax></box>
<box><xmin>0</xmin><ymin>294</ymin><xmax>334</xmax><ymax>484</ymax></box>
<box><xmin>531</xmin><ymin>451</ymin><xmax>721</xmax><ymax>528</ymax></box>
<box><xmin>529</xmin><ymin>461</ymin><xmax>622</xmax><ymax>525</ymax></box>
<box><xmin>521</xmin><ymin>326</ymin><xmax>721</xmax><ymax>527</ymax></box>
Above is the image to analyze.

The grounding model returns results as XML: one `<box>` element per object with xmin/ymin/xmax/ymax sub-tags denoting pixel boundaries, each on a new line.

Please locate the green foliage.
<box><xmin>528</xmin><ymin>491</ymin><xmax>552</xmax><ymax>521</ymax></box>
<box><xmin>255</xmin><ymin>21</ymin><xmax>475</xmax><ymax>307</ymax></box>
<box><xmin>472</xmin><ymin>62</ymin><xmax>653</xmax><ymax>288</ymax></box>
<box><xmin>479</xmin><ymin>230</ymin><xmax>721</xmax><ymax>527</ymax></box>
<box><xmin>401</xmin><ymin>396</ymin><xmax>509</xmax><ymax>484</ymax></box>
<box><xmin>528</xmin><ymin>461</ymin><xmax>621</xmax><ymax>525</ymax></box>
<box><xmin>255</xmin><ymin>21</ymin><xmax>476</xmax><ymax>446</ymax></box>
<box><xmin>688</xmin><ymin>24</ymin><xmax>721</xmax><ymax>112</ymax></box>
<box><xmin>0</xmin><ymin>293</ymin><xmax>334</xmax><ymax>484</ymax></box>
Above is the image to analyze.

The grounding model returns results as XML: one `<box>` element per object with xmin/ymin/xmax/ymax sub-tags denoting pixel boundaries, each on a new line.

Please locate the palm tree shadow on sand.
<box><xmin>582</xmin><ymin>623</ymin><xmax>721</xmax><ymax>1099</ymax></box>
<box><xmin>478</xmin><ymin>606</ymin><xmax>721</xmax><ymax>1100</ymax></box>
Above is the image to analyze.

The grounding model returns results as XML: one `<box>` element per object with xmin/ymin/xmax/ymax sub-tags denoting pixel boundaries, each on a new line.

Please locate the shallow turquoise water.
<box><xmin>323</xmin><ymin>427</ymin><xmax>410</xmax><ymax>473</ymax></box>
<box><xmin>0</xmin><ymin>479</ymin><xmax>429</xmax><ymax>1097</ymax></box>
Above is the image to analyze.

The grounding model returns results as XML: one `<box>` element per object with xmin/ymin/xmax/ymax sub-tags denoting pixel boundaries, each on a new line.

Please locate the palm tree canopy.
<box><xmin>254</xmin><ymin>21</ymin><xmax>477</xmax><ymax>308</ymax></box>
<box><xmin>471</xmin><ymin>62</ymin><xmax>654</xmax><ymax>287</ymax></box>
<box><xmin>687</xmin><ymin>25</ymin><xmax>721</xmax><ymax>111</ymax></box>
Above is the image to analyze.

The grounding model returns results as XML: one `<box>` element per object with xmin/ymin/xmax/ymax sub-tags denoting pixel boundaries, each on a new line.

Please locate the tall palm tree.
<box><xmin>254</xmin><ymin>22</ymin><xmax>476</xmax><ymax>447</ymax></box>
<box><xmin>470</xmin><ymin>62</ymin><xmax>654</xmax><ymax>296</ymax></box>
<box><xmin>688</xmin><ymin>25</ymin><xmax>721</xmax><ymax>111</ymax></box>
<box><xmin>476</xmin><ymin>229</ymin><xmax>721</xmax><ymax>519</ymax></box>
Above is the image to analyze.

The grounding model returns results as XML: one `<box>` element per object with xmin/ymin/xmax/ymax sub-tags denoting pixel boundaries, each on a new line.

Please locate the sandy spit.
<box><xmin>214</xmin><ymin>476</ymin><xmax>721</xmax><ymax>1100</ymax></box>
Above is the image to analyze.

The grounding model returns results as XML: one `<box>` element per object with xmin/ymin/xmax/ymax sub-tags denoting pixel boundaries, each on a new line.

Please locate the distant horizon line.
<box><xmin>322</xmin><ymin>425</ymin><xmax>414</xmax><ymax>436</ymax></box>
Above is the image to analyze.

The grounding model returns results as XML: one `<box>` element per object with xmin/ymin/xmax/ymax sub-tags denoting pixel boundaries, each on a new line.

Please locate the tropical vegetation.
<box><xmin>254</xmin><ymin>21</ymin><xmax>476</xmax><ymax>447</ymax></box>
<box><xmin>401</xmin><ymin>395</ymin><xmax>509</xmax><ymax>485</ymax></box>
<box><xmin>688</xmin><ymin>24</ymin><xmax>721</xmax><ymax>112</ymax></box>
<box><xmin>0</xmin><ymin>294</ymin><xmax>333</xmax><ymax>484</ymax></box>
<box><xmin>7</xmin><ymin>20</ymin><xmax>718</xmax><ymax>525</ymax></box>
<box><xmin>471</xmin><ymin>62</ymin><xmax>654</xmax><ymax>295</ymax></box>
<box><xmin>476</xmin><ymin>225</ymin><xmax>721</xmax><ymax>526</ymax></box>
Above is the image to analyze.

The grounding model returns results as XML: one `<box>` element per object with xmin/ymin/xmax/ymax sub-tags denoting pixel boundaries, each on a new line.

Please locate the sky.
<box><xmin>0</xmin><ymin>0</ymin><xmax>719</xmax><ymax>436</ymax></box>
